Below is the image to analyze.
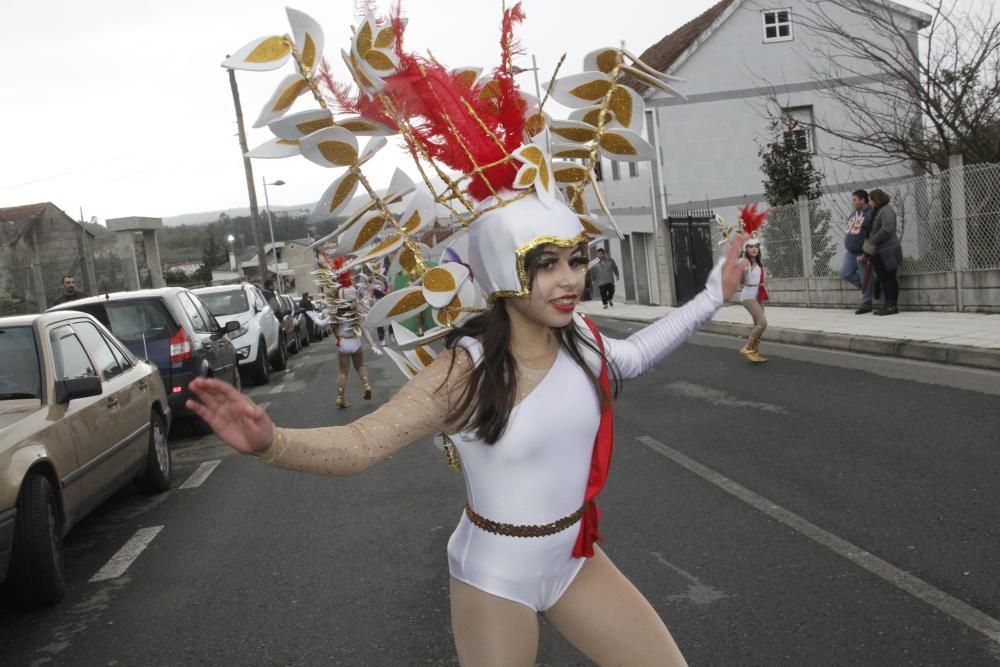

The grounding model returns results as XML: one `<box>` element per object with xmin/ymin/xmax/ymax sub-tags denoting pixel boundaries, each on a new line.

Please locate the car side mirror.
<box><xmin>224</xmin><ymin>320</ymin><xmax>241</xmax><ymax>333</ymax></box>
<box><xmin>54</xmin><ymin>376</ymin><xmax>102</xmax><ymax>404</ymax></box>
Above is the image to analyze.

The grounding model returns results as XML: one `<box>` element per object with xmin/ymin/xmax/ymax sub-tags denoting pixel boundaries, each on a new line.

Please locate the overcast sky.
<box><xmin>0</xmin><ymin>0</ymin><xmax>738</xmax><ymax>223</ymax></box>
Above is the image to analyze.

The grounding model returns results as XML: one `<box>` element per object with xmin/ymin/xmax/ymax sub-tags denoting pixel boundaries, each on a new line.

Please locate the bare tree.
<box><xmin>785</xmin><ymin>0</ymin><xmax>999</xmax><ymax>171</ymax></box>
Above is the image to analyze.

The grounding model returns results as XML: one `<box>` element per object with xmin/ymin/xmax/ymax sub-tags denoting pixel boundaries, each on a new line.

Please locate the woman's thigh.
<box><xmin>450</xmin><ymin>577</ymin><xmax>539</xmax><ymax>667</ymax></box>
<box><xmin>337</xmin><ymin>352</ymin><xmax>350</xmax><ymax>375</ymax></box>
<box><xmin>544</xmin><ymin>547</ymin><xmax>688</xmax><ymax>667</ymax></box>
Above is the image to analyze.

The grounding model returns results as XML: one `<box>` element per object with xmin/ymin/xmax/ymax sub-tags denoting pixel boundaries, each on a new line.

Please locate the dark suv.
<box><xmin>48</xmin><ymin>288</ymin><xmax>239</xmax><ymax>431</ymax></box>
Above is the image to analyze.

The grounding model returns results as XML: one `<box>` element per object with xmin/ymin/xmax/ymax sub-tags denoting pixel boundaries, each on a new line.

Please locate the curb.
<box><xmin>699</xmin><ymin>322</ymin><xmax>1000</xmax><ymax>371</ymax></box>
<box><xmin>587</xmin><ymin>310</ymin><xmax>1000</xmax><ymax>371</ymax></box>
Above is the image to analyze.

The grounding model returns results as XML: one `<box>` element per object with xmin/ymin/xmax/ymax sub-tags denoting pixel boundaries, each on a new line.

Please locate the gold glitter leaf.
<box><xmin>296</xmin><ymin>117</ymin><xmax>334</xmax><ymax>134</ymax></box>
<box><xmin>415</xmin><ymin>346</ymin><xmax>435</xmax><ymax>367</ymax></box>
<box><xmin>364</xmin><ymin>234</ymin><xmax>402</xmax><ymax>257</ymax></box>
<box><xmin>579</xmin><ymin>217</ymin><xmax>603</xmax><ymax>235</ymax></box>
<box><xmin>364</xmin><ymin>49</ymin><xmax>395</xmax><ymax>72</ymax></box>
<box><xmin>302</xmin><ymin>34</ymin><xmax>317</xmax><ymax>70</ymax></box>
<box><xmin>387</xmin><ymin>290</ymin><xmax>427</xmax><ymax>317</ymax></box>
<box><xmin>551</xmin><ymin>126</ymin><xmax>597</xmax><ymax>143</ymax></box>
<box><xmin>422</xmin><ymin>267</ymin><xmax>456</xmax><ymax>293</ymax></box>
<box><xmin>480</xmin><ymin>79</ymin><xmax>501</xmax><ymax>100</ymax></box>
<box><xmin>401</xmin><ymin>211</ymin><xmax>422</xmax><ymax>234</ymax></box>
<box><xmin>596</xmin><ymin>49</ymin><xmax>622</xmax><ymax>73</ymax></box>
<box><xmin>554</xmin><ymin>165</ymin><xmax>588</xmax><ymax>183</ymax></box>
<box><xmin>373</xmin><ymin>26</ymin><xmax>395</xmax><ymax>49</ymax></box>
<box><xmin>277</xmin><ymin>139</ymin><xmax>299</xmax><ymax>146</ymax></box>
<box><xmin>568</xmin><ymin>79</ymin><xmax>612</xmax><ymax>101</ymax></box>
<box><xmin>246</xmin><ymin>36</ymin><xmax>291</xmax><ymax>63</ymax></box>
<box><xmin>352</xmin><ymin>215</ymin><xmax>388</xmax><ymax>251</ymax></box>
<box><xmin>609</xmin><ymin>86</ymin><xmax>633</xmax><ymax>127</ymax></box>
<box><xmin>525</xmin><ymin>113</ymin><xmax>546</xmax><ymax>136</ymax></box>
<box><xmin>516</xmin><ymin>167</ymin><xmax>538</xmax><ymax>187</ymax></box>
<box><xmin>552</xmin><ymin>146</ymin><xmax>592</xmax><ymax>159</ymax></box>
<box><xmin>329</xmin><ymin>174</ymin><xmax>359</xmax><ymax>212</ymax></box>
<box><xmin>337</xmin><ymin>118</ymin><xmax>378</xmax><ymax>132</ymax></box>
<box><xmin>318</xmin><ymin>140</ymin><xmax>358</xmax><ymax>166</ymax></box>
<box><xmin>272</xmin><ymin>79</ymin><xmax>309</xmax><ymax>113</ymax></box>
<box><xmin>456</xmin><ymin>69</ymin><xmax>480</xmax><ymax>89</ymax></box>
<box><xmin>356</xmin><ymin>22</ymin><xmax>373</xmax><ymax>55</ymax></box>
<box><xmin>599</xmin><ymin>133</ymin><xmax>638</xmax><ymax>156</ymax></box>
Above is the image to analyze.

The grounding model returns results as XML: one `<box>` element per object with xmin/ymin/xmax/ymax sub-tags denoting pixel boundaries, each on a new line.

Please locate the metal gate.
<box><xmin>667</xmin><ymin>210</ymin><xmax>715</xmax><ymax>305</ymax></box>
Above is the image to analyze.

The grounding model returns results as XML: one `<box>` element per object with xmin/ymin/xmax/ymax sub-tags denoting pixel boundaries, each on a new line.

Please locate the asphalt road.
<box><xmin>2</xmin><ymin>319</ymin><xmax>999</xmax><ymax>666</ymax></box>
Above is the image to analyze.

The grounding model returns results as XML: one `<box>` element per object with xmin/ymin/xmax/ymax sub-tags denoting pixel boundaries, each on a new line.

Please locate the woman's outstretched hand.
<box><xmin>720</xmin><ymin>232</ymin><xmax>750</xmax><ymax>302</ymax></box>
<box><xmin>185</xmin><ymin>377</ymin><xmax>274</xmax><ymax>455</ymax></box>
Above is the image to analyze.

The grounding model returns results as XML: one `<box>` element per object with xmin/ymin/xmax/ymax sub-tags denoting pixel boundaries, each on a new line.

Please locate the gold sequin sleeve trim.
<box><xmin>252</xmin><ymin>350</ymin><xmax>473</xmax><ymax>476</ymax></box>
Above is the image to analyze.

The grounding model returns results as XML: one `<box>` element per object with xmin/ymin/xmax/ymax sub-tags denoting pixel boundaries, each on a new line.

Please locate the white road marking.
<box><xmin>89</xmin><ymin>526</ymin><xmax>163</xmax><ymax>583</ymax></box>
<box><xmin>257</xmin><ymin>401</ymin><xmax>271</xmax><ymax>410</ymax></box>
<box><xmin>661</xmin><ymin>381</ymin><xmax>787</xmax><ymax>414</ymax></box>
<box><xmin>178</xmin><ymin>460</ymin><xmax>221</xmax><ymax>489</ymax></box>
<box><xmin>270</xmin><ymin>384</ymin><xmax>285</xmax><ymax>394</ymax></box>
<box><xmin>284</xmin><ymin>371</ymin><xmax>296</xmax><ymax>381</ymax></box>
<box><xmin>651</xmin><ymin>551</ymin><xmax>729</xmax><ymax>606</ymax></box>
<box><xmin>637</xmin><ymin>435</ymin><xmax>1000</xmax><ymax>645</ymax></box>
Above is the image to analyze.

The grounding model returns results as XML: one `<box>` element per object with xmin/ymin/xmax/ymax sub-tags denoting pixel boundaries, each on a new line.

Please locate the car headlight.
<box><xmin>228</xmin><ymin>325</ymin><xmax>249</xmax><ymax>339</ymax></box>
<box><xmin>236</xmin><ymin>346</ymin><xmax>250</xmax><ymax>359</ymax></box>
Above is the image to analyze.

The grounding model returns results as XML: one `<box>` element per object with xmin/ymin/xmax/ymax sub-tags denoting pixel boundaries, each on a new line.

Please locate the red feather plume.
<box><xmin>737</xmin><ymin>202</ymin><xmax>769</xmax><ymax>235</ymax></box>
<box><xmin>321</xmin><ymin>3</ymin><xmax>529</xmax><ymax>201</ymax></box>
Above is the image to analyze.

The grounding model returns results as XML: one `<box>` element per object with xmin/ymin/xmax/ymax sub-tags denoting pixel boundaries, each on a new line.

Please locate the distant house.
<box><xmin>0</xmin><ymin>202</ymin><xmax>98</xmax><ymax>311</ymax></box>
<box><xmin>592</xmin><ymin>0</ymin><xmax>931</xmax><ymax>305</ymax></box>
<box><xmin>213</xmin><ymin>239</ymin><xmax>323</xmax><ymax>294</ymax></box>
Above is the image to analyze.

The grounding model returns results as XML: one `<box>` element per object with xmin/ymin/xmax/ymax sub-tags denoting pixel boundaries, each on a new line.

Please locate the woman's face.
<box><xmin>507</xmin><ymin>243</ymin><xmax>588</xmax><ymax>328</ymax></box>
<box><xmin>746</xmin><ymin>244</ymin><xmax>760</xmax><ymax>258</ymax></box>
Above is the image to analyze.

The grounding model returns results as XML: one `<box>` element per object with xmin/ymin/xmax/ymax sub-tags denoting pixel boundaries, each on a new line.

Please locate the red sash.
<box><xmin>574</xmin><ymin>317</ymin><xmax>614</xmax><ymax>558</ymax></box>
<box><xmin>757</xmin><ymin>267</ymin><xmax>769</xmax><ymax>303</ymax></box>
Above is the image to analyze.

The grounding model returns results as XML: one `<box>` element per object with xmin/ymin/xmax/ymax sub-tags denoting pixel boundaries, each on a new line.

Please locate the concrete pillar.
<box><xmin>29</xmin><ymin>227</ymin><xmax>47</xmax><ymax>312</ymax></box>
<box><xmin>797</xmin><ymin>194</ymin><xmax>813</xmax><ymax>306</ymax></box>
<box><xmin>117</xmin><ymin>231</ymin><xmax>141</xmax><ymax>291</ymax></box>
<box><xmin>949</xmin><ymin>154</ymin><xmax>969</xmax><ymax>271</ymax></box>
<box><xmin>645</xmin><ymin>108</ymin><xmax>677</xmax><ymax>306</ymax></box>
<box><xmin>75</xmin><ymin>225</ymin><xmax>98</xmax><ymax>295</ymax></box>
<box><xmin>142</xmin><ymin>230</ymin><xmax>164</xmax><ymax>287</ymax></box>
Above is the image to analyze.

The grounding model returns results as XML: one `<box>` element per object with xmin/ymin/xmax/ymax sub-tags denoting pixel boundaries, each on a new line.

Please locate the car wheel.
<box><xmin>292</xmin><ymin>330</ymin><xmax>301</xmax><ymax>354</ymax></box>
<box><xmin>271</xmin><ymin>333</ymin><xmax>288</xmax><ymax>371</ymax></box>
<box><xmin>134</xmin><ymin>411</ymin><xmax>171</xmax><ymax>494</ymax></box>
<box><xmin>251</xmin><ymin>339</ymin><xmax>270</xmax><ymax>385</ymax></box>
<box><xmin>9</xmin><ymin>473</ymin><xmax>66</xmax><ymax>608</ymax></box>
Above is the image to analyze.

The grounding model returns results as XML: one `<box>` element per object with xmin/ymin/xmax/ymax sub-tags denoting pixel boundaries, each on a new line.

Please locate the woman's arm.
<box><xmin>186</xmin><ymin>352</ymin><xmax>469</xmax><ymax>475</ymax></box>
<box><xmin>599</xmin><ymin>259</ymin><xmax>726</xmax><ymax>379</ymax></box>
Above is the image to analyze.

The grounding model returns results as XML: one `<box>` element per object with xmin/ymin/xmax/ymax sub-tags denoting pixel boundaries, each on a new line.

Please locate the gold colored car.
<box><xmin>0</xmin><ymin>311</ymin><xmax>173</xmax><ymax>607</ymax></box>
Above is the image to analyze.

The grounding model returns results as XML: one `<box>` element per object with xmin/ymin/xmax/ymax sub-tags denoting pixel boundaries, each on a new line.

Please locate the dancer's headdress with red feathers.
<box><xmin>222</xmin><ymin>3</ymin><xmax>683</xmax><ymax>359</ymax></box>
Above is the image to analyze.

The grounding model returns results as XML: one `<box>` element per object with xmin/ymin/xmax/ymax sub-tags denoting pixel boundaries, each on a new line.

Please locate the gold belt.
<box><xmin>464</xmin><ymin>504</ymin><xmax>585</xmax><ymax>538</ymax></box>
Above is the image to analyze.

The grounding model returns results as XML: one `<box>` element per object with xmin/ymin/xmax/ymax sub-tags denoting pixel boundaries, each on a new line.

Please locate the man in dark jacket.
<box><xmin>299</xmin><ymin>292</ymin><xmax>315</xmax><ymax>311</ymax></box>
<box><xmin>589</xmin><ymin>248</ymin><xmax>620</xmax><ymax>308</ymax></box>
<box><xmin>51</xmin><ymin>275</ymin><xmax>89</xmax><ymax>306</ymax></box>
<box><xmin>839</xmin><ymin>190</ymin><xmax>875</xmax><ymax>314</ymax></box>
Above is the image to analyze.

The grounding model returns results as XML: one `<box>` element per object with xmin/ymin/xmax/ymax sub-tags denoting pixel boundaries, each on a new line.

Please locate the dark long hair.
<box><xmin>441</xmin><ymin>247</ymin><xmax>620</xmax><ymax>444</ymax></box>
<box><xmin>745</xmin><ymin>245</ymin><xmax>764</xmax><ymax>268</ymax></box>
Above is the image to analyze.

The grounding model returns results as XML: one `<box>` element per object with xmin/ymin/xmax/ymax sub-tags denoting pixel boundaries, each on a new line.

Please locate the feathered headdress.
<box><xmin>222</xmin><ymin>3</ymin><xmax>684</xmax><ymax>357</ymax></box>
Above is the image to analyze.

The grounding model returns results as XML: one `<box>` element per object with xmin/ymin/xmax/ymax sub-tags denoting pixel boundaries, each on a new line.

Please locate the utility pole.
<box><xmin>226</xmin><ymin>61</ymin><xmax>269</xmax><ymax>283</ymax></box>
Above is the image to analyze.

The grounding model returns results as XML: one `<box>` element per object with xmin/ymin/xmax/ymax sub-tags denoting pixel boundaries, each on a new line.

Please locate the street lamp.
<box><xmin>226</xmin><ymin>235</ymin><xmax>236</xmax><ymax>272</ymax></box>
<box><xmin>261</xmin><ymin>177</ymin><xmax>285</xmax><ymax>294</ymax></box>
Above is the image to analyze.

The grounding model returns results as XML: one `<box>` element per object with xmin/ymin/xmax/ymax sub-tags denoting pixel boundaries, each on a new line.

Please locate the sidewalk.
<box><xmin>578</xmin><ymin>300</ymin><xmax>1000</xmax><ymax>371</ymax></box>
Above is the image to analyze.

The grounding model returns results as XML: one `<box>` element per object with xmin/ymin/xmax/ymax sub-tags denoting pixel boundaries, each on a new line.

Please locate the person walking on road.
<box><xmin>51</xmin><ymin>275</ymin><xmax>88</xmax><ymax>306</ymax></box>
<box><xmin>864</xmin><ymin>189</ymin><xmax>903</xmax><ymax>316</ymax></box>
<box><xmin>589</xmin><ymin>248</ymin><xmax>619</xmax><ymax>308</ymax></box>
<box><xmin>739</xmin><ymin>237</ymin><xmax>769</xmax><ymax>363</ymax></box>
<box><xmin>840</xmin><ymin>190</ymin><xmax>876</xmax><ymax>314</ymax></box>
<box><xmin>331</xmin><ymin>266</ymin><xmax>378</xmax><ymax>408</ymax></box>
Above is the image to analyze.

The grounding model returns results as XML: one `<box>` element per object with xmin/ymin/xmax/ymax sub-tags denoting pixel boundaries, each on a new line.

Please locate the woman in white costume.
<box><xmin>204</xmin><ymin>4</ymin><xmax>750</xmax><ymax>663</ymax></box>
<box><xmin>331</xmin><ymin>268</ymin><xmax>378</xmax><ymax>407</ymax></box>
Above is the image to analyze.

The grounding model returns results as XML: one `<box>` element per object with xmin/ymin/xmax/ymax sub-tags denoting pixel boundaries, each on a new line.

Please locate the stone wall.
<box><xmin>765</xmin><ymin>270</ymin><xmax>1000</xmax><ymax>313</ymax></box>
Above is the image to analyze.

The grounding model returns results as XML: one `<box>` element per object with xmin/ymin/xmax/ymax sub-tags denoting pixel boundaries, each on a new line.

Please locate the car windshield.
<box><xmin>198</xmin><ymin>289</ymin><xmax>249</xmax><ymax>317</ymax></box>
<box><xmin>0</xmin><ymin>326</ymin><xmax>42</xmax><ymax>400</ymax></box>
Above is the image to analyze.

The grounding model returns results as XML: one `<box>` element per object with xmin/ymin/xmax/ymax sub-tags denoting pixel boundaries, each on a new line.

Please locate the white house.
<box><xmin>593</xmin><ymin>0</ymin><xmax>931</xmax><ymax>305</ymax></box>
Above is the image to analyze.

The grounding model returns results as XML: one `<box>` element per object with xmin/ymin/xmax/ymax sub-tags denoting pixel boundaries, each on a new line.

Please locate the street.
<box><xmin>2</xmin><ymin>321</ymin><xmax>999</xmax><ymax>666</ymax></box>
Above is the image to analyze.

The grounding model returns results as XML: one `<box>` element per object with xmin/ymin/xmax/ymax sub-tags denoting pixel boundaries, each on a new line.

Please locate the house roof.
<box><xmin>628</xmin><ymin>0</ymin><xmax>932</xmax><ymax>93</ymax></box>
<box><xmin>627</xmin><ymin>0</ymin><xmax>737</xmax><ymax>92</ymax></box>
<box><xmin>0</xmin><ymin>202</ymin><xmax>51</xmax><ymax>223</ymax></box>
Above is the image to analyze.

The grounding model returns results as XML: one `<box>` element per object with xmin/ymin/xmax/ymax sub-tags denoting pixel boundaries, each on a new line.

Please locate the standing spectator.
<box><xmin>589</xmin><ymin>248</ymin><xmax>619</xmax><ymax>308</ymax></box>
<box><xmin>864</xmin><ymin>189</ymin><xmax>903</xmax><ymax>316</ymax></box>
<box><xmin>299</xmin><ymin>292</ymin><xmax>315</xmax><ymax>311</ymax></box>
<box><xmin>51</xmin><ymin>275</ymin><xmax>88</xmax><ymax>306</ymax></box>
<box><xmin>840</xmin><ymin>190</ymin><xmax>876</xmax><ymax>314</ymax></box>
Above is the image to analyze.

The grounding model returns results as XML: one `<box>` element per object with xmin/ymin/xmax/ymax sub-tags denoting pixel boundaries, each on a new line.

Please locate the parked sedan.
<box><xmin>0</xmin><ymin>312</ymin><xmax>172</xmax><ymax>607</ymax></box>
<box><xmin>49</xmin><ymin>288</ymin><xmax>240</xmax><ymax>433</ymax></box>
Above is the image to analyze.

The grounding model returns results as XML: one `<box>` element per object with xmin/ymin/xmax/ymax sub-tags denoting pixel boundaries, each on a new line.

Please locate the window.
<box><xmin>72</xmin><ymin>321</ymin><xmax>122</xmax><ymax>380</ymax></box>
<box><xmin>782</xmin><ymin>106</ymin><xmax>815</xmax><ymax>153</ymax></box>
<box><xmin>178</xmin><ymin>293</ymin><xmax>209</xmax><ymax>333</ymax></box>
<box><xmin>190</xmin><ymin>294</ymin><xmax>219</xmax><ymax>331</ymax></box>
<box><xmin>611</xmin><ymin>160</ymin><xmax>621</xmax><ymax>181</ymax></box>
<box><xmin>103</xmin><ymin>332</ymin><xmax>134</xmax><ymax>372</ymax></box>
<box><xmin>762</xmin><ymin>9</ymin><xmax>792</xmax><ymax>42</ymax></box>
<box><xmin>594</xmin><ymin>160</ymin><xmax>604</xmax><ymax>182</ymax></box>
<box><xmin>50</xmin><ymin>326</ymin><xmax>97</xmax><ymax>382</ymax></box>
<box><xmin>628</xmin><ymin>161</ymin><xmax>639</xmax><ymax>178</ymax></box>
